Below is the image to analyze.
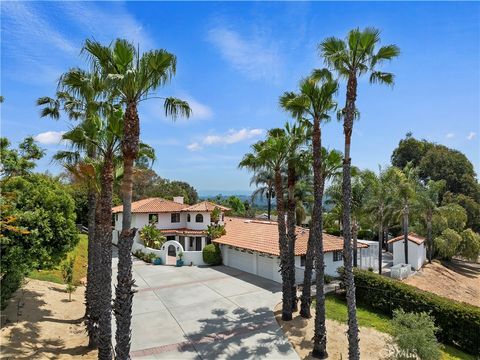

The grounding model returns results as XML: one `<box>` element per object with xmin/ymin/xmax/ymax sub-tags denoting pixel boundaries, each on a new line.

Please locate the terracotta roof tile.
<box><xmin>213</xmin><ymin>217</ymin><xmax>367</xmax><ymax>256</ymax></box>
<box><xmin>387</xmin><ymin>232</ymin><xmax>425</xmax><ymax>245</ymax></box>
<box><xmin>181</xmin><ymin>201</ymin><xmax>230</xmax><ymax>212</ymax></box>
<box><xmin>159</xmin><ymin>228</ymin><xmax>206</xmax><ymax>236</ymax></box>
<box><xmin>112</xmin><ymin>198</ymin><xmax>187</xmax><ymax>214</ymax></box>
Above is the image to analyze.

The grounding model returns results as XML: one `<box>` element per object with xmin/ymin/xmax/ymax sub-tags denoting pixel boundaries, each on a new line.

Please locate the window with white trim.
<box><xmin>333</xmin><ymin>250</ymin><xmax>343</xmax><ymax>262</ymax></box>
<box><xmin>171</xmin><ymin>213</ymin><xmax>180</xmax><ymax>223</ymax></box>
<box><xmin>195</xmin><ymin>214</ymin><xmax>203</xmax><ymax>223</ymax></box>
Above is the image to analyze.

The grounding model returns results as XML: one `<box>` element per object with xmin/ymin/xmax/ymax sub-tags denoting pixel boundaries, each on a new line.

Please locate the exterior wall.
<box><xmin>392</xmin><ymin>240</ymin><xmax>426</xmax><ymax>271</ymax></box>
<box><xmin>186</xmin><ymin>212</ymin><xmax>211</xmax><ymax>230</ymax></box>
<box><xmin>114</xmin><ymin>213</ymin><xmax>123</xmax><ymax>231</ymax></box>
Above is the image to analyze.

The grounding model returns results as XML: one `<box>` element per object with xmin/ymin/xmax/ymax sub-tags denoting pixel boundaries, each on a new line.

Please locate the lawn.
<box><xmin>324</xmin><ymin>294</ymin><xmax>475</xmax><ymax>360</ymax></box>
<box><xmin>29</xmin><ymin>234</ymin><xmax>88</xmax><ymax>286</ymax></box>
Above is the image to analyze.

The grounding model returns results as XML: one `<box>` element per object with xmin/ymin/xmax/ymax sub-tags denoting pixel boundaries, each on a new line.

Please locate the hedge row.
<box><xmin>351</xmin><ymin>268</ymin><xmax>480</xmax><ymax>355</ymax></box>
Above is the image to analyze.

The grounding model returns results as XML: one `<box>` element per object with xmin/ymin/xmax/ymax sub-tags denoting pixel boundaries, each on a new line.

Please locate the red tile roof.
<box><xmin>181</xmin><ymin>201</ymin><xmax>230</xmax><ymax>212</ymax></box>
<box><xmin>158</xmin><ymin>228</ymin><xmax>206</xmax><ymax>236</ymax></box>
<box><xmin>112</xmin><ymin>198</ymin><xmax>187</xmax><ymax>214</ymax></box>
<box><xmin>213</xmin><ymin>217</ymin><xmax>367</xmax><ymax>256</ymax></box>
<box><xmin>387</xmin><ymin>232</ymin><xmax>425</xmax><ymax>245</ymax></box>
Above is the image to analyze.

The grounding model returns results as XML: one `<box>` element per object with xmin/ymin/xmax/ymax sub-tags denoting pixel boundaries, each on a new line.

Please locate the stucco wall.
<box><xmin>392</xmin><ymin>240</ymin><xmax>425</xmax><ymax>270</ymax></box>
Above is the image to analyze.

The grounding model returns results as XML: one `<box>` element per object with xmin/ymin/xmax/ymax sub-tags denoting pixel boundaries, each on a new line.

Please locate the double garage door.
<box><xmin>224</xmin><ymin>247</ymin><xmax>280</xmax><ymax>283</ymax></box>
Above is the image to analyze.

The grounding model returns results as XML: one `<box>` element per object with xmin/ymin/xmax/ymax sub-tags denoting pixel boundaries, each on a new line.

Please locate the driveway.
<box><xmin>112</xmin><ymin>250</ymin><xmax>298</xmax><ymax>359</ymax></box>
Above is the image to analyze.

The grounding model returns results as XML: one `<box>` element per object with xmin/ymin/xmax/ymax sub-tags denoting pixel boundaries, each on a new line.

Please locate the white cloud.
<box><xmin>445</xmin><ymin>133</ymin><xmax>455</xmax><ymax>139</ymax></box>
<box><xmin>187</xmin><ymin>142</ymin><xmax>203</xmax><ymax>152</ymax></box>
<box><xmin>207</xmin><ymin>26</ymin><xmax>282</xmax><ymax>81</ymax></box>
<box><xmin>467</xmin><ymin>132</ymin><xmax>477</xmax><ymax>140</ymax></box>
<box><xmin>33</xmin><ymin>131</ymin><xmax>65</xmax><ymax>145</ymax></box>
<box><xmin>187</xmin><ymin>128</ymin><xmax>263</xmax><ymax>151</ymax></box>
<box><xmin>187</xmin><ymin>97</ymin><xmax>214</xmax><ymax>120</ymax></box>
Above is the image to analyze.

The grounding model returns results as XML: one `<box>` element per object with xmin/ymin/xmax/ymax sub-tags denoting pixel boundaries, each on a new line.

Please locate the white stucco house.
<box><xmin>387</xmin><ymin>232</ymin><xmax>426</xmax><ymax>271</ymax></box>
<box><xmin>213</xmin><ymin>217</ymin><xmax>369</xmax><ymax>283</ymax></box>
<box><xmin>112</xmin><ymin>197</ymin><xmax>230</xmax><ymax>265</ymax></box>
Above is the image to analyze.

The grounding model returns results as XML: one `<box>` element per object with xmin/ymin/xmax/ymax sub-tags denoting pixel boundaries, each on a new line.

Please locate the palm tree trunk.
<box><xmin>267</xmin><ymin>191</ymin><xmax>272</xmax><ymax>220</ymax></box>
<box><xmin>85</xmin><ymin>189</ymin><xmax>99</xmax><ymax>347</ymax></box>
<box><xmin>342</xmin><ymin>74</ymin><xmax>360</xmax><ymax>360</ymax></box>
<box><xmin>287</xmin><ymin>161</ymin><xmax>297</xmax><ymax>312</ymax></box>
<box><xmin>427</xmin><ymin>212</ymin><xmax>432</xmax><ymax>263</ymax></box>
<box><xmin>115</xmin><ymin>102</ymin><xmax>140</xmax><ymax>360</ymax></box>
<box><xmin>300</xmin><ymin>230</ymin><xmax>314</xmax><ymax>318</ymax></box>
<box><xmin>311</xmin><ymin>117</ymin><xmax>327</xmax><ymax>359</ymax></box>
<box><xmin>352</xmin><ymin>220</ymin><xmax>358</xmax><ymax>267</ymax></box>
<box><xmin>378</xmin><ymin>221</ymin><xmax>383</xmax><ymax>275</ymax></box>
<box><xmin>403</xmin><ymin>204</ymin><xmax>409</xmax><ymax>265</ymax></box>
<box><xmin>96</xmin><ymin>155</ymin><xmax>114</xmax><ymax>360</ymax></box>
<box><xmin>275</xmin><ymin>167</ymin><xmax>292</xmax><ymax>321</ymax></box>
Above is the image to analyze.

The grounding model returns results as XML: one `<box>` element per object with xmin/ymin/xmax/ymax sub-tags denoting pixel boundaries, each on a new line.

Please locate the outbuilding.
<box><xmin>387</xmin><ymin>232</ymin><xmax>426</xmax><ymax>271</ymax></box>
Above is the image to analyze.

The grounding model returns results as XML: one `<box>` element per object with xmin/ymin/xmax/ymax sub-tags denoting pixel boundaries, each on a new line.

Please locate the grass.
<box><xmin>323</xmin><ymin>294</ymin><xmax>475</xmax><ymax>360</ymax></box>
<box><xmin>29</xmin><ymin>234</ymin><xmax>88</xmax><ymax>286</ymax></box>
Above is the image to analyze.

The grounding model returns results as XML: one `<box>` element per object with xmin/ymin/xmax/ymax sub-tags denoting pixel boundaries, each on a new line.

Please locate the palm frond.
<box><xmin>163</xmin><ymin>97</ymin><xmax>191</xmax><ymax>120</ymax></box>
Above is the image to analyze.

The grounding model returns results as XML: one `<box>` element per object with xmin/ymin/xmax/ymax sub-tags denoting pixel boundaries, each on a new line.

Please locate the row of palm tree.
<box><xmin>242</xmin><ymin>27</ymin><xmax>399</xmax><ymax>359</ymax></box>
<box><xmin>39</xmin><ymin>40</ymin><xmax>191</xmax><ymax>360</ymax></box>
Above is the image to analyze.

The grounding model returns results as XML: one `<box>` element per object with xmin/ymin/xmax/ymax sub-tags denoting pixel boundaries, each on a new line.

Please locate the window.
<box><xmin>189</xmin><ymin>237</ymin><xmax>194</xmax><ymax>248</ymax></box>
<box><xmin>300</xmin><ymin>256</ymin><xmax>306</xmax><ymax>267</ymax></box>
<box><xmin>195</xmin><ymin>237</ymin><xmax>202</xmax><ymax>251</ymax></box>
<box><xmin>187</xmin><ymin>214</ymin><xmax>191</xmax><ymax>222</ymax></box>
<box><xmin>171</xmin><ymin>213</ymin><xmax>180</xmax><ymax>223</ymax></box>
<box><xmin>148</xmin><ymin>213</ymin><xmax>158</xmax><ymax>224</ymax></box>
<box><xmin>166</xmin><ymin>235</ymin><xmax>175</xmax><ymax>241</ymax></box>
<box><xmin>333</xmin><ymin>250</ymin><xmax>343</xmax><ymax>262</ymax></box>
<box><xmin>195</xmin><ymin>214</ymin><xmax>203</xmax><ymax>223</ymax></box>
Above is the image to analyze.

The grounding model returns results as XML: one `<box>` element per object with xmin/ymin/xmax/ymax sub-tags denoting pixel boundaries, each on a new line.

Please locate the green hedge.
<box><xmin>350</xmin><ymin>268</ymin><xmax>480</xmax><ymax>355</ymax></box>
<box><xmin>202</xmin><ymin>244</ymin><xmax>222</xmax><ymax>265</ymax></box>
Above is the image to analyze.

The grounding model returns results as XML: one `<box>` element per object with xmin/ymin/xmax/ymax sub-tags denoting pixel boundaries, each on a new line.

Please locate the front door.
<box><xmin>168</xmin><ymin>244</ymin><xmax>176</xmax><ymax>256</ymax></box>
<box><xmin>195</xmin><ymin>237</ymin><xmax>202</xmax><ymax>251</ymax></box>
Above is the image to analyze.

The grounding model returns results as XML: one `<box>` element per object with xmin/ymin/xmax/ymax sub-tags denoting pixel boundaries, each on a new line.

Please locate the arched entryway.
<box><xmin>167</xmin><ymin>244</ymin><xmax>176</xmax><ymax>265</ymax></box>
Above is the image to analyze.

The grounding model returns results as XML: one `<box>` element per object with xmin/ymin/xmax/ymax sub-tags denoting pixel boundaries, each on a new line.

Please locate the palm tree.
<box><xmin>319</xmin><ymin>28</ymin><xmax>399</xmax><ymax>359</ymax></box>
<box><xmin>37</xmin><ymin>68</ymin><xmax>109</xmax><ymax>347</ymax></box>
<box><xmin>350</xmin><ymin>171</ymin><xmax>372</xmax><ymax>267</ymax></box>
<box><xmin>280</xmin><ymin>69</ymin><xmax>337</xmax><ymax>358</ymax></box>
<box><xmin>83</xmin><ymin>39</ymin><xmax>191</xmax><ymax>359</ymax></box>
<box><xmin>414</xmin><ymin>180</ymin><xmax>445</xmax><ymax>262</ymax></box>
<box><xmin>250</xmin><ymin>168</ymin><xmax>275</xmax><ymax>220</ymax></box>
<box><xmin>239</xmin><ymin>131</ymin><xmax>293</xmax><ymax>320</ymax></box>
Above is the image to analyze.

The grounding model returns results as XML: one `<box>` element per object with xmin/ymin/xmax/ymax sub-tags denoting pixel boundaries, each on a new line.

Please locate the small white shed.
<box><xmin>387</xmin><ymin>233</ymin><xmax>426</xmax><ymax>271</ymax></box>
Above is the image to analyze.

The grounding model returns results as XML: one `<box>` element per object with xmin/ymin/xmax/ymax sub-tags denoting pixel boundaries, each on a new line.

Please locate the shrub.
<box><xmin>139</xmin><ymin>224</ymin><xmax>166</xmax><ymax>249</ymax></box>
<box><xmin>324</xmin><ymin>274</ymin><xmax>334</xmax><ymax>284</ymax></box>
<box><xmin>325</xmin><ymin>228</ymin><xmax>341</xmax><ymax>236</ymax></box>
<box><xmin>358</xmin><ymin>229</ymin><xmax>374</xmax><ymax>240</ymax></box>
<box><xmin>203</xmin><ymin>244</ymin><xmax>222</xmax><ymax>265</ymax></box>
<box><xmin>434</xmin><ymin>229</ymin><xmax>462</xmax><ymax>260</ymax></box>
<box><xmin>348</xmin><ymin>268</ymin><xmax>480</xmax><ymax>355</ymax></box>
<box><xmin>390</xmin><ymin>309</ymin><xmax>441</xmax><ymax>360</ymax></box>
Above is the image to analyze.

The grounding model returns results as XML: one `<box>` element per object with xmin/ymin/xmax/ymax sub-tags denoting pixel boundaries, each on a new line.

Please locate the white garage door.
<box><xmin>228</xmin><ymin>248</ymin><xmax>254</xmax><ymax>274</ymax></box>
<box><xmin>257</xmin><ymin>254</ymin><xmax>274</xmax><ymax>280</ymax></box>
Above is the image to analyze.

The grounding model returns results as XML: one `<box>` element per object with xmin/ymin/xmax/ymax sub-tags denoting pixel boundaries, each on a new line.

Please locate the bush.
<box><xmin>358</xmin><ymin>229</ymin><xmax>375</xmax><ymax>240</ymax></box>
<box><xmin>390</xmin><ymin>309</ymin><xmax>441</xmax><ymax>360</ymax></box>
<box><xmin>324</xmin><ymin>274</ymin><xmax>334</xmax><ymax>284</ymax></box>
<box><xmin>203</xmin><ymin>244</ymin><xmax>222</xmax><ymax>265</ymax></box>
<box><xmin>139</xmin><ymin>224</ymin><xmax>166</xmax><ymax>249</ymax></box>
<box><xmin>325</xmin><ymin>228</ymin><xmax>341</xmax><ymax>236</ymax></box>
<box><xmin>349</xmin><ymin>268</ymin><xmax>480</xmax><ymax>355</ymax></box>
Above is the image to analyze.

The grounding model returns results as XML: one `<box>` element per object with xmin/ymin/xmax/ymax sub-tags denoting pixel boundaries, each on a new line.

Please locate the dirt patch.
<box><xmin>275</xmin><ymin>303</ymin><xmax>392</xmax><ymax>360</ymax></box>
<box><xmin>403</xmin><ymin>260</ymin><xmax>480</xmax><ymax>307</ymax></box>
<box><xmin>0</xmin><ymin>278</ymin><xmax>97</xmax><ymax>359</ymax></box>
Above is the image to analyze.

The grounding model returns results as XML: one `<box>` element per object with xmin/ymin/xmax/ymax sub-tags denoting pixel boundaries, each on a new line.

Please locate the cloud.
<box><xmin>187</xmin><ymin>142</ymin><xmax>203</xmax><ymax>152</ymax></box>
<box><xmin>207</xmin><ymin>26</ymin><xmax>282</xmax><ymax>81</ymax></box>
<box><xmin>467</xmin><ymin>132</ymin><xmax>477</xmax><ymax>140</ymax></box>
<box><xmin>445</xmin><ymin>133</ymin><xmax>455</xmax><ymax>139</ymax></box>
<box><xmin>187</xmin><ymin>97</ymin><xmax>214</xmax><ymax>120</ymax></box>
<box><xmin>187</xmin><ymin>128</ymin><xmax>264</xmax><ymax>151</ymax></box>
<box><xmin>33</xmin><ymin>131</ymin><xmax>65</xmax><ymax>145</ymax></box>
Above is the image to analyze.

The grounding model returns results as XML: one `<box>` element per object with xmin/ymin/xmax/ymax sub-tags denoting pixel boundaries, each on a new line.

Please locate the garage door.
<box><xmin>228</xmin><ymin>248</ymin><xmax>254</xmax><ymax>274</ymax></box>
<box><xmin>257</xmin><ymin>254</ymin><xmax>274</xmax><ymax>280</ymax></box>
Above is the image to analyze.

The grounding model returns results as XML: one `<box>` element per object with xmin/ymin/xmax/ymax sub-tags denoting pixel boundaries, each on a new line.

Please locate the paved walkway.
<box><xmin>112</xmin><ymin>250</ymin><xmax>298</xmax><ymax>359</ymax></box>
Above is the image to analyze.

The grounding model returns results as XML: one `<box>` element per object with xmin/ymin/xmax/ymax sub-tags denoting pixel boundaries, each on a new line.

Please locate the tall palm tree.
<box><xmin>414</xmin><ymin>180</ymin><xmax>445</xmax><ymax>262</ymax></box>
<box><xmin>319</xmin><ymin>28</ymin><xmax>399</xmax><ymax>359</ymax></box>
<box><xmin>280</xmin><ymin>69</ymin><xmax>337</xmax><ymax>358</ymax></box>
<box><xmin>239</xmin><ymin>131</ymin><xmax>293</xmax><ymax>320</ymax></box>
<box><xmin>350</xmin><ymin>171</ymin><xmax>372</xmax><ymax>267</ymax></box>
<box><xmin>83</xmin><ymin>39</ymin><xmax>191</xmax><ymax>359</ymax></box>
<box><xmin>37</xmin><ymin>68</ymin><xmax>110</xmax><ymax>347</ymax></box>
<box><xmin>250</xmin><ymin>168</ymin><xmax>275</xmax><ymax>220</ymax></box>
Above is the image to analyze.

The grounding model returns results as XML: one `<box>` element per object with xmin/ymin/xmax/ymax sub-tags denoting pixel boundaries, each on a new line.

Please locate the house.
<box><xmin>112</xmin><ymin>197</ymin><xmax>229</xmax><ymax>265</ymax></box>
<box><xmin>387</xmin><ymin>232</ymin><xmax>426</xmax><ymax>271</ymax></box>
<box><xmin>213</xmin><ymin>217</ymin><xmax>369</xmax><ymax>283</ymax></box>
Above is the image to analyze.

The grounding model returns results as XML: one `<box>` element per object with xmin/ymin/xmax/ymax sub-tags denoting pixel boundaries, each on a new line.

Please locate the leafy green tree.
<box><xmin>62</xmin><ymin>256</ymin><xmax>77</xmax><ymax>302</ymax></box>
<box><xmin>459</xmin><ymin>229</ymin><xmax>480</xmax><ymax>262</ymax></box>
<box><xmin>391</xmin><ymin>133</ymin><xmax>434</xmax><ymax>169</ymax></box>
<box><xmin>434</xmin><ymin>229</ymin><xmax>463</xmax><ymax>260</ymax></box>
<box><xmin>139</xmin><ymin>224</ymin><xmax>166</xmax><ymax>249</ymax></box>
<box><xmin>442</xmin><ymin>192</ymin><xmax>480</xmax><ymax>232</ymax></box>
<box><xmin>320</xmin><ymin>28</ymin><xmax>399</xmax><ymax>359</ymax></box>
<box><xmin>0</xmin><ymin>137</ymin><xmax>45</xmax><ymax>178</ymax></box>
<box><xmin>84</xmin><ymin>38</ymin><xmax>191</xmax><ymax>359</ymax></box>
<box><xmin>390</xmin><ymin>309</ymin><xmax>441</xmax><ymax>360</ymax></box>
<box><xmin>250</xmin><ymin>168</ymin><xmax>275</xmax><ymax>220</ymax></box>
<box><xmin>226</xmin><ymin>196</ymin><xmax>246</xmax><ymax>216</ymax></box>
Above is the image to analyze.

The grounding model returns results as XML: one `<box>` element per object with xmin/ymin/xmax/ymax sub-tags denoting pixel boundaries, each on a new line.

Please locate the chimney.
<box><xmin>173</xmin><ymin>196</ymin><xmax>184</xmax><ymax>204</ymax></box>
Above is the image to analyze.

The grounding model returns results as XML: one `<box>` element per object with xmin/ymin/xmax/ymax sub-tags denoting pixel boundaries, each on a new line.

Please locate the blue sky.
<box><xmin>1</xmin><ymin>1</ymin><xmax>479</xmax><ymax>193</ymax></box>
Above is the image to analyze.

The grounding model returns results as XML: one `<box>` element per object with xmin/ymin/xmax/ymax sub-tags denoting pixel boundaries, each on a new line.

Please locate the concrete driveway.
<box><xmin>112</xmin><ymin>250</ymin><xmax>298</xmax><ymax>359</ymax></box>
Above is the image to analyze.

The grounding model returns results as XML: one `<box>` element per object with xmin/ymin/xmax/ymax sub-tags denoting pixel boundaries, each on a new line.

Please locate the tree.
<box><xmin>139</xmin><ymin>224</ymin><xmax>166</xmax><ymax>249</ymax></box>
<box><xmin>442</xmin><ymin>192</ymin><xmax>480</xmax><ymax>232</ymax></box>
<box><xmin>62</xmin><ymin>256</ymin><xmax>77</xmax><ymax>302</ymax></box>
<box><xmin>0</xmin><ymin>137</ymin><xmax>45</xmax><ymax>178</ymax></box>
<box><xmin>434</xmin><ymin>228</ymin><xmax>462</xmax><ymax>260</ymax></box>
<box><xmin>391</xmin><ymin>133</ymin><xmax>434</xmax><ymax>169</ymax></box>
<box><xmin>280</xmin><ymin>69</ymin><xmax>337</xmax><ymax>357</ymax></box>
<box><xmin>83</xmin><ymin>39</ymin><xmax>191</xmax><ymax>359</ymax></box>
<box><xmin>250</xmin><ymin>168</ymin><xmax>275</xmax><ymax>220</ymax></box>
<box><xmin>350</xmin><ymin>171</ymin><xmax>372</xmax><ymax>267</ymax></box>
<box><xmin>1</xmin><ymin>174</ymin><xmax>78</xmax><ymax>307</ymax></box>
<box><xmin>320</xmin><ymin>27</ymin><xmax>400</xmax><ymax>360</ymax></box>
<box><xmin>226</xmin><ymin>196</ymin><xmax>246</xmax><ymax>216</ymax></box>
<box><xmin>239</xmin><ymin>131</ymin><xmax>291</xmax><ymax>320</ymax></box>
<box><xmin>459</xmin><ymin>229</ymin><xmax>480</xmax><ymax>262</ymax></box>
